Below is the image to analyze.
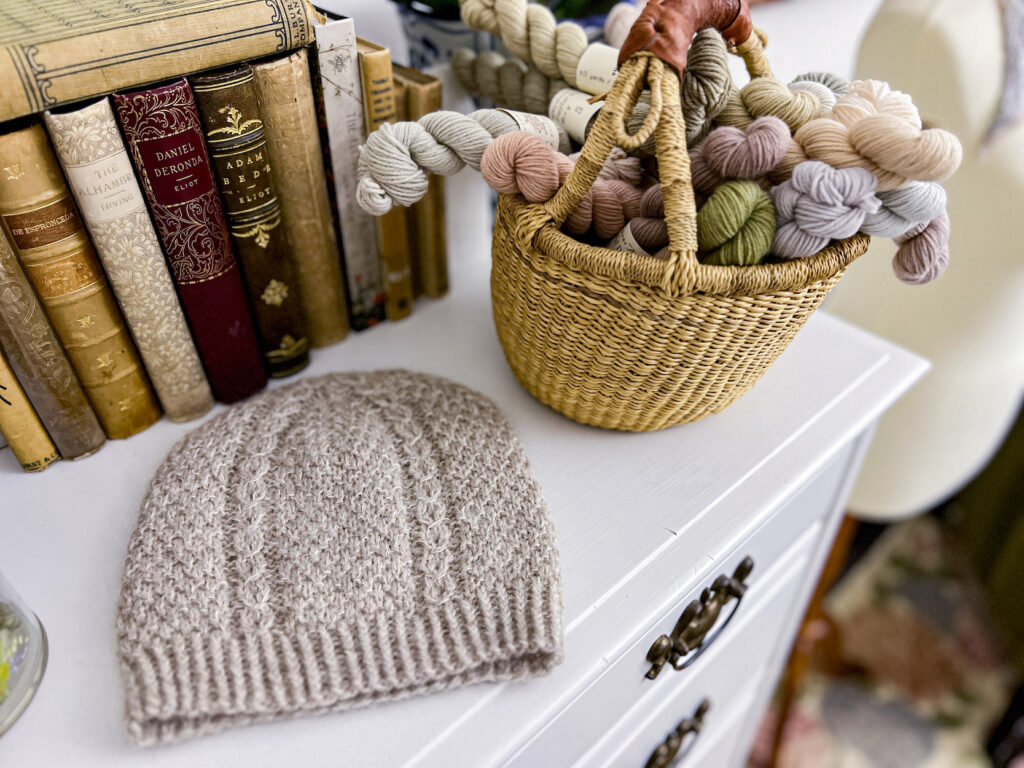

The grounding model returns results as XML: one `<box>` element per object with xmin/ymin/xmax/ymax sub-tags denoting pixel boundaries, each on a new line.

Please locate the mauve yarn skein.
<box><xmin>697</xmin><ymin>180</ymin><xmax>776</xmax><ymax>266</ymax></box>
<box><xmin>892</xmin><ymin>211</ymin><xmax>950</xmax><ymax>285</ymax></box>
<box><xmin>770</xmin><ymin>161</ymin><xmax>880</xmax><ymax>260</ymax></box>
<box><xmin>630</xmin><ymin>184</ymin><xmax>669</xmax><ymax>250</ymax></box>
<box><xmin>702</xmin><ymin>117</ymin><xmax>791</xmax><ymax>179</ymax></box>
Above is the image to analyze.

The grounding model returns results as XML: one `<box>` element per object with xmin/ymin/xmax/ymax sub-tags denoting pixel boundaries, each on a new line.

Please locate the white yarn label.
<box><xmin>575</xmin><ymin>43</ymin><xmax>620</xmax><ymax>96</ymax></box>
<box><xmin>496</xmin><ymin>109</ymin><xmax>561</xmax><ymax>152</ymax></box>
<box><xmin>549</xmin><ymin>88</ymin><xmax>604</xmax><ymax>144</ymax></box>
<box><xmin>606</xmin><ymin>222</ymin><xmax>651</xmax><ymax>257</ymax></box>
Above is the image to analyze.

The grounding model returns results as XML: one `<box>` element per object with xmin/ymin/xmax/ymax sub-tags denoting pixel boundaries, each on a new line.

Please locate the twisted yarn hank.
<box><xmin>716</xmin><ymin>75</ymin><xmax>835</xmax><ymax>133</ymax></box>
<box><xmin>791</xmin><ymin>72</ymin><xmax>850</xmax><ymax>98</ymax></box>
<box><xmin>689</xmin><ymin>116</ymin><xmax>790</xmax><ymax>193</ymax></box>
<box><xmin>480</xmin><ymin>132</ymin><xmax>643</xmax><ymax>238</ymax></box>
<box><xmin>770</xmin><ymin>161</ymin><xmax>880</xmax><ymax>260</ymax></box>
<box><xmin>771</xmin><ymin>79</ymin><xmax>963</xmax><ymax>191</ymax></box>
<box><xmin>603</xmin><ymin>1</ymin><xmax>647</xmax><ymax>48</ymax></box>
<box><xmin>629</xmin><ymin>184</ymin><xmax>668</xmax><ymax>250</ymax></box>
<box><xmin>460</xmin><ymin>0</ymin><xmax>588</xmax><ymax>86</ymax></box>
<box><xmin>861</xmin><ymin>181</ymin><xmax>947</xmax><ymax>238</ymax></box>
<box><xmin>697</xmin><ymin>180</ymin><xmax>776</xmax><ymax>265</ymax></box>
<box><xmin>892</xmin><ymin>211</ymin><xmax>950</xmax><ymax>284</ymax></box>
<box><xmin>452</xmin><ymin>48</ymin><xmax>568</xmax><ymax>115</ymax></box>
<box><xmin>357</xmin><ymin>109</ymin><xmax>562</xmax><ymax>214</ymax></box>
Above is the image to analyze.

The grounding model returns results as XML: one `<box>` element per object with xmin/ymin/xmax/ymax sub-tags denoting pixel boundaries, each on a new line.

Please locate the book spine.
<box><xmin>1</xmin><ymin>0</ymin><xmax>314</xmax><ymax>122</ymax></box>
<box><xmin>0</xmin><ymin>349</ymin><xmax>59</xmax><ymax>472</ymax></box>
<box><xmin>252</xmin><ymin>48</ymin><xmax>351</xmax><ymax>348</ymax></box>
<box><xmin>313</xmin><ymin>18</ymin><xmax>385</xmax><ymax>330</ymax></box>
<box><xmin>398</xmin><ymin>69</ymin><xmax>449</xmax><ymax>299</ymax></box>
<box><xmin>0</xmin><ymin>227</ymin><xmax>105</xmax><ymax>459</ymax></box>
<box><xmin>44</xmin><ymin>99</ymin><xmax>215</xmax><ymax>423</ymax></box>
<box><xmin>0</xmin><ymin>122</ymin><xmax>161</xmax><ymax>439</ymax></box>
<box><xmin>192</xmin><ymin>64</ymin><xmax>310</xmax><ymax>378</ymax></box>
<box><xmin>113</xmin><ymin>78</ymin><xmax>267</xmax><ymax>404</ymax></box>
<box><xmin>358</xmin><ymin>42</ymin><xmax>414</xmax><ymax>321</ymax></box>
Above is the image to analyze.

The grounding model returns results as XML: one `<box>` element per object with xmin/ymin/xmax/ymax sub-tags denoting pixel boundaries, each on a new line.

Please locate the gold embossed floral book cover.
<box><xmin>0</xmin><ymin>0</ymin><xmax>313</xmax><ymax>122</ymax></box>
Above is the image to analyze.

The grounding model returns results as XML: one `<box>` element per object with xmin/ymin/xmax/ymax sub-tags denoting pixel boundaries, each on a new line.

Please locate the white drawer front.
<box><xmin>592</xmin><ymin>542</ymin><xmax>815</xmax><ymax>768</ymax></box>
<box><xmin>505</xmin><ymin>446</ymin><xmax>853</xmax><ymax>768</ymax></box>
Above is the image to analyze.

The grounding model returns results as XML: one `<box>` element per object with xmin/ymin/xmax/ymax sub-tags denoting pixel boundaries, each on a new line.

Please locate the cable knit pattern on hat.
<box><xmin>117</xmin><ymin>370</ymin><xmax>563</xmax><ymax>746</ymax></box>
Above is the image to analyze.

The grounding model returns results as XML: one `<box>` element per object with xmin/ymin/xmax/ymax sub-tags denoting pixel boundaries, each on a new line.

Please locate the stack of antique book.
<box><xmin>0</xmin><ymin>0</ymin><xmax>449</xmax><ymax>472</ymax></box>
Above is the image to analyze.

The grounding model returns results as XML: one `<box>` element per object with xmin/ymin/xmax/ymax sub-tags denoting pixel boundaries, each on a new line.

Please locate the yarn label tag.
<box><xmin>606</xmin><ymin>221</ymin><xmax>651</xmax><ymax>257</ymax></box>
<box><xmin>575</xmin><ymin>43</ymin><xmax>619</xmax><ymax>96</ymax></box>
<box><xmin>549</xmin><ymin>88</ymin><xmax>604</xmax><ymax>144</ymax></box>
<box><xmin>496</xmin><ymin>110</ymin><xmax>561</xmax><ymax>152</ymax></box>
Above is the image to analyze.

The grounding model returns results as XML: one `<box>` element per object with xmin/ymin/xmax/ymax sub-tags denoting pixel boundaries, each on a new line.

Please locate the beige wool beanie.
<box><xmin>117</xmin><ymin>370</ymin><xmax>563</xmax><ymax>746</ymax></box>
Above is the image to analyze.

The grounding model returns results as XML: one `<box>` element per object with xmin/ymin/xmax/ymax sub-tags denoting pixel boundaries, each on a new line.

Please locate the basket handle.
<box><xmin>542</xmin><ymin>1</ymin><xmax>758</xmax><ymax>296</ymax></box>
<box><xmin>618</xmin><ymin>0</ymin><xmax>752</xmax><ymax>75</ymax></box>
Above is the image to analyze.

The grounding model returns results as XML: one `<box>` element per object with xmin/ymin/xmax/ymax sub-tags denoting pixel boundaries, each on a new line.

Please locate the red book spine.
<box><xmin>113</xmin><ymin>80</ymin><xmax>266</xmax><ymax>403</ymax></box>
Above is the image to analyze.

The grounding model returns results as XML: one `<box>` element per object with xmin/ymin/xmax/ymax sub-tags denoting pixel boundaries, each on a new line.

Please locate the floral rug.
<box><xmin>748</xmin><ymin>516</ymin><xmax>1017</xmax><ymax>768</ymax></box>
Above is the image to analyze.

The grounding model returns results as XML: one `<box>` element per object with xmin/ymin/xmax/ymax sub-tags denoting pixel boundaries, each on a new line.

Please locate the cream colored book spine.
<box><xmin>357</xmin><ymin>38</ymin><xmax>414</xmax><ymax>321</ymax></box>
<box><xmin>44</xmin><ymin>99</ymin><xmax>214</xmax><ymax>422</ymax></box>
<box><xmin>0</xmin><ymin>349</ymin><xmax>59</xmax><ymax>472</ymax></box>
<box><xmin>252</xmin><ymin>48</ymin><xmax>350</xmax><ymax>348</ymax></box>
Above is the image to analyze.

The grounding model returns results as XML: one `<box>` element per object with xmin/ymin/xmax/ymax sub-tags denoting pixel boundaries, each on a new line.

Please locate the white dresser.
<box><xmin>0</xmin><ymin>166</ymin><xmax>925</xmax><ymax>767</ymax></box>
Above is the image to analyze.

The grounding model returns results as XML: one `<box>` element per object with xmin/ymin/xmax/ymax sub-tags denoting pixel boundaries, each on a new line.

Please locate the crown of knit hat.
<box><xmin>117</xmin><ymin>370</ymin><xmax>563</xmax><ymax>746</ymax></box>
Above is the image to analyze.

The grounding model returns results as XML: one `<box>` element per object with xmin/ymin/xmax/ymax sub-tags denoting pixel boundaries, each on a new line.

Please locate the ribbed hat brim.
<box><xmin>121</xmin><ymin>579</ymin><xmax>562</xmax><ymax>746</ymax></box>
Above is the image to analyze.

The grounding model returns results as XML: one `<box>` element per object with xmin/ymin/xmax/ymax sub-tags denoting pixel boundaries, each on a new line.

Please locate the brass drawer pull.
<box><xmin>644</xmin><ymin>698</ymin><xmax>711</xmax><ymax>768</ymax></box>
<box><xmin>645</xmin><ymin>557</ymin><xmax>754</xmax><ymax>679</ymax></box>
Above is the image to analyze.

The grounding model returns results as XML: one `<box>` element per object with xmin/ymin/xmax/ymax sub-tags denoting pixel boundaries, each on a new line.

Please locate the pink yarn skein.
<box><xmin>481</xmin><ymin>132</ymin><xmax>644</xmax><ymax>239</ymax></box>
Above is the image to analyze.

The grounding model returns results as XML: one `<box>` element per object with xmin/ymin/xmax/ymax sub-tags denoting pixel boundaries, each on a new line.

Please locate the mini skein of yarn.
<box><xmin>892</xmin><ymin>211</ymin><xmax>950</xmax><ymax>285</ymax></box>
<box><xmin>697</xmin><ymin>180</ymin><xmax>776</xmax><ymax>266</ymax></box>
<box><xmin>357</xmin><ymin>108</ymin><xmax>564</xmax><ymax>215</ymax></box>
<box><xmin>628</xmin><ymin>184</ymin><xmax>669</xmax><ymax>251</ymax></box>
<box><xmin>689</xmin><ymin>116</ymin><xmax>791</xmax><ymax>193</ymax></box>
<box><xmin>452</xmin><ymin>48</ymin><xmax>568</xmax><ymax>115</ymax></box>
<box><xmin>480</xmin><ymin>132</ymin><xmax>643</xmax><ymax>238</ymax></box>
<box><xmin>716</xmin><ymin>75</ymin><xmax>835</xmax><ymax>133</ymax></box>
<box><xmin>791</xmin><ymin>72</ymin><xmax>850</xmax><ymax>99</ymax></box>
<box><xmin>770</xmin><ymin>161</ymin><xmax>880</xmax><ymax>260</ymax></box>
<box><xmin>771</xmin><ymin>79</ymin><xmax>963</xmax><ymax>191</ymax></box>
<box><xmin>603</xmin><ymin>0</ymin><xmax>646</xmax><ymax>48</ymax></box>
<box><xmin>861</xmin><ymin>181</ymin><xmax>947</xmax><ymax>238</ymax></box>
<box><xmin>460</xmin><ymin>0</ymin><xmax>589</xmax><ymax>87</ymax></box>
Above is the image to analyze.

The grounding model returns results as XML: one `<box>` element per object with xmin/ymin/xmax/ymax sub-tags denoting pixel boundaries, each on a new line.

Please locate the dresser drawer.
<box><xmin>507</xmin><ymin>460</ymin><xmax>834</xmax><ymax>768</ymax></box>
<box><xmin>589</xmin><ymin>542</ymin><xmax>815</xmax><ymax>768</ymax></box>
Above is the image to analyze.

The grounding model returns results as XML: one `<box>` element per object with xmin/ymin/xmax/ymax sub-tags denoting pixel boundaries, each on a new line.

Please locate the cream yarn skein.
<box><xmin>357</xmin><ymin>109</ymin><xmax>562</xmax><ymax>214</ymax></box>
<box><xmin>460</xmin><ymin>0</ymin><xmax>589</xmax><ymax>87</ymax></box>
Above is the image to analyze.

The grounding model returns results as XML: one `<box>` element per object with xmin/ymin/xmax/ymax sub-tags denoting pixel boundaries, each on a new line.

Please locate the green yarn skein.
<box><xmin>697</xmin><ymin>180</ymin><xmax>776</xmax><ymax>266</ymax></box>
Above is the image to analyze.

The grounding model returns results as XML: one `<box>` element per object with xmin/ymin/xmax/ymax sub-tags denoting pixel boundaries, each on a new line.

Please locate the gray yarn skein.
<box><xmin>357</xmin><ymin>109</ymin><xmax>535</xmax><ymax>215</ymax></box>
<box><xmin>860</xmin><ymin>181</ymin><xmax>947</xmax><ymax>237</ymax></box>
<box><xmin>790</xmin><ymin>71</ymin><xmax>850</xmax><ymax>98</ymax></box>
<box><xmin>771</xmin><ymin>160</ymin><xmax>881</xmax><ymax>260</ymax></box>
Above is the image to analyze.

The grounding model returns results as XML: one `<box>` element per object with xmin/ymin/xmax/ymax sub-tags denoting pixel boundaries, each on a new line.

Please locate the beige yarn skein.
<box><xmin>771</xmin><ymin>79</ymin><xmax>963</xmax><ymax>190</ymax></box>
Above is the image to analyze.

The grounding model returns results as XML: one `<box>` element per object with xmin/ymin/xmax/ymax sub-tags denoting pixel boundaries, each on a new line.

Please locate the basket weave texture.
<box><xmin>490</xmin><ymin>51</ymin><xmax>869</xmax><ymax>432</ymax></box>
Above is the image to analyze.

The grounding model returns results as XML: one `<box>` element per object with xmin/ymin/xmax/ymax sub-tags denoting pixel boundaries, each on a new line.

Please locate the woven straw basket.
<box><xmin>490</xmin><ymin>28</ymin><xmax>869</xmax><ymax>432</ymax></box>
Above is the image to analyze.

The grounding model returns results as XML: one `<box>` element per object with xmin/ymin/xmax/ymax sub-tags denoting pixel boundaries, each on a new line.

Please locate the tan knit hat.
<box><xmin>117</xmin><ymin>370</ymin><xmax>563</xmax><ymax>745</ymax></box>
